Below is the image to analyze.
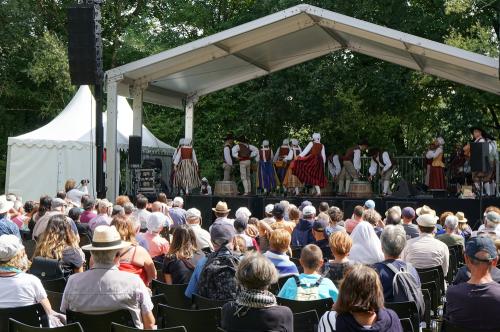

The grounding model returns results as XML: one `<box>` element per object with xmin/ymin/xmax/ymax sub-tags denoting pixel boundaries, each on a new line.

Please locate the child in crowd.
<box><xmin>264</xmin><ymin>229</ymin><xmax>299</xmax><ymax>277</ymax></box>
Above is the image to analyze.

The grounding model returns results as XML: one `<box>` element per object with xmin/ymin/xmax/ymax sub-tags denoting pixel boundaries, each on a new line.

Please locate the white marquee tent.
<box><xmin>6</xmin><ymin>86</ymin><xmax>175</xmax><ymax>201</ymax></box>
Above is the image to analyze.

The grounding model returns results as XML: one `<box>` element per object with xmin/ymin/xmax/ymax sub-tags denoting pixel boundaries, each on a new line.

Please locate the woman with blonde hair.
<box><xmin>33</xmin><ymin>214</ymin><xmax>85</xmax><ymax>274</ymax></box>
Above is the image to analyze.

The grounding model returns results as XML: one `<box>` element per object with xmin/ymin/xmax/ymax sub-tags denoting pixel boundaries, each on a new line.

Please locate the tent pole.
<box><xmin>184</xmin><ymin>94</ymin><xmax>198</xmax><ymax>140</ymax></box>
<box><xmin>132</xmin><ymin>85</ymin><xmax>144</xmax><ymax>137</ymax></box>
<box><xmin>95</xmin><ymin>83</ymin><xmax>105</xmax><ymax>198</ymax></box>
<box><xmin>106</xmin><ymin>77</ymin><xmax>120</xmax><ymax>202</ymax></box>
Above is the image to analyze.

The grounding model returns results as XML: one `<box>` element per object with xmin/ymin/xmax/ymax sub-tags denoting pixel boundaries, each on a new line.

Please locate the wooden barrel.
<box><xmin>214</xmin><ymin>181</ymin><xmax>238</xmax><ymax>196</ymax></box>
<box><xmin>347</xmin><ymin>181</ymin><xmax>372</xmax><ymax>198</ymax></box>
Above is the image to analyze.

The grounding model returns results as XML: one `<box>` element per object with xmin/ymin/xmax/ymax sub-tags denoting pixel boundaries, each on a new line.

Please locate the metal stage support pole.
<box><xmin>95</xmin><ymin>83</ymin><xmax>105</xmax><ymax>198</ymax></box>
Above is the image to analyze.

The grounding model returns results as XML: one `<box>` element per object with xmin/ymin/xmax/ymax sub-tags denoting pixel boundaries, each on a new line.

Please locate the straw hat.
<box><xmin>81</xmin><ymin>225</ymin><xmax>130</xmax><ymax>251</ymax></box>
<box><xmin>212</xmin><ymin>201</ymin><xmax>230</xmax><ymax>214</ymax></box>
<box><xmin>416</xmin><ymin>214</ymin><xmax>439</xmax><ymax>227</ymax></box>
<box><xmin>416</xmin><ymin>205</ymin><xmax>436</xmax><ymax>217</ymax></box>
<box><xmin>456</xmin><ymin>212</ymin><xmax>468</xmax><ymax>223</ymax></box>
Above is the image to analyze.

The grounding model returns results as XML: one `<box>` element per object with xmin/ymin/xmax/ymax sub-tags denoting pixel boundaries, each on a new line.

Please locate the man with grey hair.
<box><xmin>61</xmin><ymin>225</ymin><xmax>155</xmax><ymax>329</ymax></box>
<box><xmin>169</xmin><ymin>197</ymin><xmax>186</xmax><ymax>226</ymax></box>
<box><xmin>477</xmin><ymin>211</ymin><xmax>500</xmax><ymax>238</ymax></box>
<box><xmin>437</xmin><ymin>215</ymin><xmax>464</xmax><ymax>247</ymax></box>
<box><xmin>374</xmin><ymin>225</ymin><xmax>421</xmax><ymax>302</ymax></box>
<box><xmin>32</xmin><ymin>197</ymin><xmax>78</xmax><ymax>239</ymax></box>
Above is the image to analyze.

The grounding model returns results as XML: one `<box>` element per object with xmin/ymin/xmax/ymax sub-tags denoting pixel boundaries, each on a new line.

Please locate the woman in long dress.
<box><xmin>292</xmin><ymin>133</ymin><xmax>327</xmax><ymax>196</ymax></box>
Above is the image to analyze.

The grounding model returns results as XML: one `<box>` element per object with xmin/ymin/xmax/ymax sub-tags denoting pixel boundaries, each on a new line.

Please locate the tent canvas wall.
<box><xmin>6</xmin><ymin>86</ymin><xmax>175</xmax><ymax>201</ymax></box>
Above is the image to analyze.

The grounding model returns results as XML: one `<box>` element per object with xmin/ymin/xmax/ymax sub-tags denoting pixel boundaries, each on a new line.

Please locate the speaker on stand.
<box><xmin>470</xmin><ymin>141</ymin><xmax>491</xmax><ymax>223</ymax></box>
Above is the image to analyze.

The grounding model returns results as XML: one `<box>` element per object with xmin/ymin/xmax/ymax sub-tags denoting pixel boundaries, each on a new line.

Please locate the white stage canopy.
<box><xmin>104</xmin><ymin>3</ymin><xmax>500</xmax><ymax>201</ymax></box>
<box><xmin>6</xmin><ymin>86</ymin><xmax>174</xmax><ymax>201</ymax></box>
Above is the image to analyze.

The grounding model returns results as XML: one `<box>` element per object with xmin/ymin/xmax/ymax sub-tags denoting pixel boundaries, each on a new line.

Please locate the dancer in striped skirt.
<box><xmin>283</xmin><ymin>139</ymin><xmax>304</xmax><ymax>196</ymax></box>
<box><xmin>292</xmin><ymin>133</ymin><xmax>327</xmax><ymax>196</ymax></box>
<box><xmin>173</xmin><ymin>138</ymin><xmax>201</xmax><ymax>195</ymax></box>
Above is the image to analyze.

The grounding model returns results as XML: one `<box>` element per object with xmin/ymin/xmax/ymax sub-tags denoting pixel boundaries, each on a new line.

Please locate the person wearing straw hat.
<box><xmin>173</xmin><ymin>138</ymin><xmax>201</xmax><ymax>195</ymax></box>
<box><xmin>0</xmin><ymin>195</ymin><xmax>20</xmax><ymax>238</ymax></box>
<box><xmin>61</xmin><ymin>225</ymin><xmax>155</xmax><ymax>329</ymax></box>
<box><xmin>210</xmin><ymin>201</ymin><xmax>233</xmax><ymax>230</ymax></box>
<box><xmin>401</xmin><ymin>213</ymin><xmax>450</xmax><ymax>275</ymax></box>
<box><xmin>256</xmin><ymin>140</ymin><xmax>279</xmax><ymax>195</ymax></box>
<box><xmin>222</xmin><ymin>133</ymin><xmax>235</xmax><ymax>181</ymax></box>
<box><xmin>232</xmin><ymin>135</ymin><xmax>259</xmax><ymax>195</ymax></box>
<box><xmin>425</xmin><ymin>137</ymin><xmax>446</xmax><ymax>190</ymax></box>
<box><xmin>456</xmin><ymin>211</ymin><xmax>472</xmax><ymax>240</ymax></box>
<box><xmin>292</xmin><ymin>133</ymin><xmax>327</xmax><ymax>196</ymax></box>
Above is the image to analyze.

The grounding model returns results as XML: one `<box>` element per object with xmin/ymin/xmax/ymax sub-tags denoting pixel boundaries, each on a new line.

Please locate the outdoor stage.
<box><xmin>183</xmin><ymin>194</ymin><xmax>500</xmax><ymax>230</ymax></box>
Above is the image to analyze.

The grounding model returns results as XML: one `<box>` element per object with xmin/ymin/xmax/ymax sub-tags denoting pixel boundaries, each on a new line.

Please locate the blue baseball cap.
<box><xmin>364</xmin><ymin>200</ymin><xmax>375</xmax><ymax>209</ymax></box>
<box><xmin>466</xmin><ymin>236</ymin><xmax>498</xmax><ymax>261</ymax></box>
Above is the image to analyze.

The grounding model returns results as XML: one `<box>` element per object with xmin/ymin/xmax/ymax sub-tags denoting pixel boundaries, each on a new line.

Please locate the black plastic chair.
<box><xmin>192</xmin><ymin>294</ymin><xmax>228</xmax><ymax>309</ymax></box>
<box><xmin>23</xmin><ymin>239</ymin><xmax>37</xmax><ymax>260</ymax></box>
<box><xmin>420</xmin><ymin>281</ymin><xmax>439</xmax><ymax>315</ymax></box>
<box><xmin>66</xmin><ymin>309</ymin><xmax>135</xmax><ymax>331</ymax></box>
<box><xmin>421</xmin><ymin>288</ymin><xmax>432</xmax><ymax>327</ymax></box>
<box><xmin>293</xmin><ymin>310</ymin><xmax>319</xmax><ymax>332</ymax></box>
<box><xmin>277</xmin><ymin>297</ymin><xmax>334</xmax><ymax>317</ymax></box>
<box><xmin>154</xmin><ymin>261</ymin><xmax>165</xmax><ymax>282</ymax></box>
<box><xmin>290</xmin><ymin>258</ymin><xmax>303</xmax><ymax>273</ymax></box>
<box><xmin>46</xmin><ymin>290</ymin><xmax>63</xmax><ymax>313</ymax></box>
<box><xmin>385</xmin><ymin>301</ymin><xmax>419</xmax><ymax>332</ymax></box>
<box><xmin>416</xmin><ymin>267</ymin><xmax>445</xmax><ymax>297</ymax></box>
<box><xmin>41</xmin><ymin>278</ymin><xmax>67</xmax><ymax>293</ymax></box>
<box><xmin>0</xmin><ymin>303</ymin><xmax>49</xmax><ymax>331</ymax></box>
<box><xmin>151</xmin><ymin>280</ymin><xmax>191</xmax><ymax>309</ymax></box>
<box><xmin>20</xmin><ymin>230</ymin><xmax>32</xmax><ymax>241</ymax></box>
<box><xmin>111</xmin><ymin>322</ymin><xmax>187</xmax><ymax>332</ymax></box>
<box><xmin>399</xmin><ymin>318</ymin><xmax>415</xmax><ymax>332</ymax></box>
<box><xmin>291</xmin><ymin>246</ymin><xmax>303</xmax><ymax>258</ymax></box>
<box><xmin>9</xmin><ymin>319</ymin><xmax>83</xmax><ymax>332</ymax></box>
<box><xmin>157</xmin><ymin>304</ymin><xmax>221</xmax><ymax>332</ymax></box>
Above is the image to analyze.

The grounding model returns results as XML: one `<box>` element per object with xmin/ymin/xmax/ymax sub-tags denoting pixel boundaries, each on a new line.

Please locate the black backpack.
<box><xmin>384</xmin><ymin>262</ymin><xmax>425</xmax><ymax>319</ymax></box>
<box><xmin>197</xmin><ymin>245</ymin><xmax>241</xmax><ymax>301</ymax></box>
<box><xmin>29</xmin><ymin>257</ymin><xmax>69</xmax><ymax>281</ymax></box>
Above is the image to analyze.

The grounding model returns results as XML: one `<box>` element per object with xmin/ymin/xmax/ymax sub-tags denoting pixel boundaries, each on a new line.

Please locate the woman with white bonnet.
<box><xmin>425</xmin><ymin>137</ymin><xmax>446</xmax><ymax>190</ymax></box>
<box><xmin>256</xmin><ymin>139</ymin><xmax>278</xmax><ymax>194</ymax></box>
<box><xmin>143</xmin><ymin>212</ymin><xmax>170</xmax><ymax>261</ymax></box>
<box><xmin>349</xmin><ymin>221</ymin><xmax>385</xmax><ymax>265</ymax></box>
<box><xmin>0</xmin><ymin>234</ymin><xmax>63</xmax><ymax>325</ymax></box>
<box><xmin>173</xmin><ymin>137</ymin><xmax>201</xmax><ymax>195</ymax></box>
<box><xmin>293</xmin><ymin>133</ymin><xmax>327</xmax><ymax>196</ymax></box>
<box><xmin>283</xmin><ymin>139</ymin><xmax>304</xmax><ymax>196</ymax></box>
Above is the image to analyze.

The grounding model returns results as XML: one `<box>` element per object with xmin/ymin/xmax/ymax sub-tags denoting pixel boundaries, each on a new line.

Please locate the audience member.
<box><xmin>317</xmin><ymin>202</ymin><xmax>331</xmax><ymax>224</ymax></box>
<box><xmin>445</xmin><ymin>236</ymin><xmax>500</xmax><ymax>331</ymax></box>
<box><xmin>325</xmin><ymin>231</ymin><xmax>353</xmax><ymax>288</ymax></box>
<box><xmin>79</xmin><ymin>198</ymin><xmax>97</xmax><ymax>224</ymax></box>
<box><xmin>0</xmin><ymin>196</ymin><xmax>20</xmax><ymax>238</ymax></box>
<box><xmin>111</xmin><ymin>216</ymin><xmax>156</xmax><ymax>286</ymax></box>
<box><xmin>221</xmin><ymin>252</ymin><xmax>293</xmax><ymax>332</ymax></box>
<box><xmin>87</xmin><ymin>199</ymin><xmax>113</xmax><ymax>233</ymax></box>
<box><xmin>61</xmin><ymin>225</ymin><xmax>155</xmax><ymax>329</ymax></box>
<box><xmin>123</xmin><ymin>202</ymin><xmax>135</xmax><ymax>218</ymax></box>
<box><xmin>312</xmin><ymin>218</ymin><xmax>332</xmax><ymax>259</ymax></box>
<box><xmin>288</xmin><ymin>206</ymin><xmax>300</xmax><ymax>225</ymax></box>
<box><xmin>233</xmin><ymin>236</ymin><xmax>248</xmax><ymax>255</ymax></box>
<box><xmin>264</xmin><ymin>229</ymin><xmax>299</xmax><ymax>277</ymax></box>
<box><xmin>364</xmin><ymin>199</ymin><xmax>375</xmax><ymax>210</ymax></box>
<box><xmin>34</xmin><ymin>214</ymin><xmax>85</xmax><ymax>274</ymax></box>
<box><xmin>132</xmin><ymin>196</ymin><xmax>151</xmax><ymax>230</ymax></box>
<box><xmin>211</xmin><ymin>201</ymin><xmax>233</xmax><ymax>229</ymax></box>
<box><xmin>349</xmin><ymin>221</ymin><xmax>384</xmax><ymax>265</ymax></box>
<box><xmin>115</xmin><ymin>195</ymin><xmax>131</xmax><ymax>207</ymax></box>
<box><xmin>278</xmin><ymin>244</ymin><xmax>338</xmax><ymax>301</ymax></box>
<box><xmin>258</xmin><ymin>204</ymin><xmax>276</xmax><ymax>251</ymax></box>
<box><xmin>143</xmin><ymin>212</ymin><xmax>170</xmax><ymax>261</ymax></box>
<box><xmin>23</xmin><ymin>200</ymin><xmax>38</xmax><ymax>231</ymax></box>
<box><xmin>169</xmin><ymin>196</ymin><xmax>187</xmax><ymax>226</ymax></box>
<box><xmin>235</xmin><ymin>207</ymin><xmax>252</xmax><ymax>222</ymax></box>
<box><xmin>163</xmin><ymin>224</ymin><xmax>203</xmax><ymax>284</ymax></box>
<box><xmin>65</xmin><ymin>179</ymin><xmax>88</xmax><ymax>208</ymax></box>
<box><xmin>10</xmin><ymin>200</ymin><xmax>26</xmax><ymax>229</ymax></box>
<box><xmin>280</xmin><ymin>200</ymin><xmax>291</xmax><ymax>221</ymax></box>
<box><xmin>437</xmin><ymin>215</ymin><xmax>465</xmax><ymax>247</ymax></box>
<box><xmin>111</xmin><ymin>205</ymin><xmax>125</xmax><ymax>217</ymax></box>
<box><xmin>291</xmin><ymin>205</ymin><xmax>316</xmax><ymax>246</ymax></box>
<box><xmin>299</xmin><ymin>200</ymin><xmax>312</xmax><ymax>212</ymax></box>
<box><xmin>456</xmin><ymin>211</ymin><xmax>472</xmax><ymax>240</ymax></box>
<box><xmin>270</xmin><ymin>203</ymin><xmax>295</xmax><ymax>234</ymax></box>
<box><xmin>328</xmin><ymin>206</ymin><xmax>346</xmax><ymax>233</ymax></box>
<box><xmin>68</xmin><ymin>207</ymin><xmax>90</xmax><ymax>241</ymax></box>
<box><xmin>384</xmin><ymin>208</ymin><xmax>401</xmax><ymax>226</ymax></box>
<box><xmin>318</xmin><ymin>265</ymin><xmax>403</xmax><ymax>332</ymax></box>
<box><xmin>437</xmin><ymin>211</ymin><xmax>453</xmax><ymax>235</ymax></box>
<box><xmin>401</xmin><ymin>207</ymin><xmax>419</xmax><ymax>239</ymax></box>
<box><xmin>344</xmin><ymin>205</ymin><xmax>364</xmax><ymax>234</ymax></box>
<box><xmin>234</xmin><ymin>217</ymin><xmax>257</xmax><ymax>249</ymax></box>
<box><xmin>56</xmin><ymin>191</ymin><xmax>66</xmax><ymax>201</ymax></box>
<box><xmin>186</xmin><ymin>208</ymin><xmax>213</xmax><ymax>252</ymax></box>
<box><xmin>32</xmin><ymin>198</ymin><xmax>78</xmax><ymax>239</ymax></box>
<box><xmin>401</xmin><ymin>213</ymin><xmax>449</xmax><ymax>275</ymax></box>
<box><xmin>363</xmin><ymin>209</ymin><xmax>384</xmax><ymax>237</ymax></box>
<box><xmin>477</xmin><ymin>211</ymin><xmax>500</xmax><ymax>238</ymax></box>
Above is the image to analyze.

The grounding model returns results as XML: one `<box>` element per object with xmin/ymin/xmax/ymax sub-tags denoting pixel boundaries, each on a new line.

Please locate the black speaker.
<box><xmin>392</xmin><ymin>179</ymin><xmax>411</xmax><ymax>197</ymax></box>
<box><xmin>129</xmin><ymin>136</ymin><xmax>142</xmax><ymax>166</ymax></box>
<box><xmin>470</xmin><ymin>142</ymin><xmax>490</xmax><ymax>172</ymax></box>
<box><xmin>67</xmin><ymin>3</ymin><xmax>103</xmax><ymax>85</ymax></box>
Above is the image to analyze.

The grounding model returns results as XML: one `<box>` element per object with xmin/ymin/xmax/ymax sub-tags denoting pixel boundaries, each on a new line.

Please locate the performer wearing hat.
<box><xmin>232</xmin><ymin>136</ymin><xmax>259</xmax><ymax>195</ymax></box>
<box><xmin>200</xmin><ymin>177</ymin><xmax>212</xmax><ymax>195</ymax></box>
<box><xmin>292</xmin><ymin>133</ymin><xmax>327</xmax><ymax>196</ymax></box>
<box><xmin>274</xmin><ymin>139</ymin><xmax>291</xmax><ymax>191</ymax></box>
<box><xmin>173</xmin><ymin>138</ymin><xmax>201</xmax><ymax>195</ymax></box>
<box><xmin>338</xmin><ymin>139</ymin><xmax>369</xmax><ymax>194</ymax></box>
<box><xmin>222</xmin><ymin>133</ymin><xmax>234</xmax><ymax>181</ymax></box>
<box><xmin>469</xmin><ymin>127</ymin><xmax>498</xmax><ymax>196</ymax></box>
<box><xmin>256</xmin><ymin>140</ymin><xmax>278</xmax><ymax>194</ymax></box>
<box><xmin>327</xmin><ymin>152</ymin><xmax>342</xmax><ymax>193</ymax></box>
<box><xmin>283</xmin><ymin>139</ymin><xmax>303</xmax><ymax>195</ymax></box>
<box><xmin>368</xmin><ymin>148</ymin><xmax>394</xmax><ymax>196</ymax></box>
<box><xmin>425</xmin><ymin>137</ymin><xmax>446</xmax><ymax>190</ymax></box>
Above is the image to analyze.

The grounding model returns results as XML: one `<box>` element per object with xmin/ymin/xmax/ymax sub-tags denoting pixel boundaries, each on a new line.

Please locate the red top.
<box><xmin>310</xmin><ymin>142</ymin><xmax>323</xmax><ymax>156</ymax></box>
<box><xmin>118</xmin><ymin>245</ymin><xmax>149</xmax><ymax>286</ymax></box>
<box><xmin>278</xmin><ymin>147</ymin><xmax>290</xmax><ymax>158</ymax></box>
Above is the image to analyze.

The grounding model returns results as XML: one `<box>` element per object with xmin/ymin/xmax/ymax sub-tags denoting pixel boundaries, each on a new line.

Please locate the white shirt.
<box><xmin>401</xmin><ymin>233</ymin><xmax>450</xmax><ymax>275</ymax></box>
<box><xmin>231</xmin><ymin>144</ymin><xmax>259</xmax><ymax>161</ymax></box>
<box><xmin>368</xmin><ymin>152</ymin><xmax>392</xmax><ymax>176</ymax></box>
<box><xmin>426</xmin><ymin>146</ymin><xmax>443</xmax><ymax>159</ymax></box>
<box><xmin>66</xmin><ymin>186</ymin><xmax>89</xmax><ymax>208</ymax></box>
<box><xmin>173</xmin><ymin>146</ymin><xmax>198</xmax><ymax>165</ymax></box>
<box><xmin>299</xmin><ymin>142</ymin><xmax>326</xmax><ymax>163</ymax></box>
<box><xmin>0</xmin><ymin>273</ymin><xmax>47</xmax><ymax>308</ymax></box>
<box><xmin>285</xmin><ymin>146</ymin><xmax>302</xmax><ymax>161</ymax></box>
<box><xmin>132</xmin><ymin>209</ymin><xmax>152</xmax><ymax>230</ymax></box>
<box><xmin>353</xmin><ymin>148</ymin><xmax>362</xmax><ymax>171</ymax></box>
<box><xmin>223</xmin><ymin>146</ymin><xmax>233</xmax><ymax>165</ymax></box>
<box><xmin>189</xmin><ymin>224</ymin><xmax>213</xmax><ymax>251</ymax></box>
<box><xmin>328</xmin><ymin>155</ymin><xmax>341</xmax><ymax>177</ymax></box>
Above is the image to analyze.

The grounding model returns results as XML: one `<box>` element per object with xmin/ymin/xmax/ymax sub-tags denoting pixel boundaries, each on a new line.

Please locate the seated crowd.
<box><xmin>0</xmin><ymin>187</ymin><xmax>500</xmax><ymax>331</ymax></box>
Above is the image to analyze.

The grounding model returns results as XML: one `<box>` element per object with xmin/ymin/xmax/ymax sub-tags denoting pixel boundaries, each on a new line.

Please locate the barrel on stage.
<box><xmin>347</xmin><ymin>181</ymin><xmax>372</xmax><ymax>198</ymax></box>
<box><xmin>214</xmin><ymin>181</ymin><xmax>238</xmax><ymax>196</ymax></box>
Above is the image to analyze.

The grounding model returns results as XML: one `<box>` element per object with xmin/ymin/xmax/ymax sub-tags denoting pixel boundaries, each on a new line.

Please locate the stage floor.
<box><xmin>183</xmin><ymin>194</ymin><xmax>500</xmax><ymax>230</ymax></box>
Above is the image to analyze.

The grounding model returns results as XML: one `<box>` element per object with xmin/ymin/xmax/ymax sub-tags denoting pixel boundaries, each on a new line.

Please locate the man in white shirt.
<box><xmin>401</xmin><ymin>213</ymin><xmax>450</xmax><ymax>275</ymax></box>
<box><xmin>231</xmin><ymin>135</ymin><xmax>259</xmax><ymax>195</ymax></box>
<box><xmin>368</xmin><ymin>148</ymin><xmax>394</xmax><ymax>196</ymax></box>
<box><xmin>186</xmin><ymin>208</ymin><xmax>213</xmax><ymax>252</ymax></box>
<box><xmin>132</xmin><ymin>196</ymin><xmax>151</xmax><ymax>230</ymax></box>
<box><xmin>222</xmin><ymin>134</ymin><xmax>234</xmax><ymax>181</ymax></box>
<box><xmin>338</xmin><ymin>139</ymin><xmax>368</xmax><ymax>194</ymax></box>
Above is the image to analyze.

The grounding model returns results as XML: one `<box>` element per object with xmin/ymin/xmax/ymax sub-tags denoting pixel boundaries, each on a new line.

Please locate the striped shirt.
<box><xmin>263</xmin><ymin>251</ymin><xmax>299</xmax><ymax>277</ymax></box>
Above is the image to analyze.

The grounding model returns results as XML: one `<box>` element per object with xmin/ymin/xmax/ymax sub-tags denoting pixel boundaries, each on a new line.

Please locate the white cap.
<box><xmin>312</xmin><ymin>133</ymin><xmax>321</xmax><ymax>141</ymax></box>
<box><xmin>0</xmin><ymin>195</ymin><xmax>14</xmax><ymax>214</ymax></box>
<box><xmin>147</xmin><ymin>212</ymin><xmax>167</xmax><ymax>232</ymax></box>
<box><xmin>0</xmin><ymin>234</ymin><xmax>24</xmax><ymax>262</ymax></box>
<box><xmin>416</xmin><ymin>214</ymin><xmax>438</xmax><ymax>227</ymax></box>
<box><xmin>265</xmin><ymin>204</ymin><xmax>274</xmax><ymax>214</ymax></box>
<box><xmin>283</xmin><ymin>139</ymin><xmax>290</xmax><ymax>145</ymax></box>
<box><xmin>235</xmin><ymin>207</ymin><xmax>252</xmax><ymax>221</ymax></box>
<box><xmin>291</xmin><ymin>139</ymin><xmax>299</xmax><ymax>146</ymax></box>
<box><xmin>303</xmin><ymin>205</ymin><xmax>317</xmax><ymax>217</ymax></box>
<box><xmin>186</xmin><ymin>208</ymin><xmax>201</xmax><ymax>220</ymax></box>
<box><xmin>262</xmin><ymin>140</ymin><xmax>269</xmax><ymax>147</ymax></box>
<box><xmin>173</xmin><ymin>197</ymin><xmax>184</xmax><ymax>206</ymax></box>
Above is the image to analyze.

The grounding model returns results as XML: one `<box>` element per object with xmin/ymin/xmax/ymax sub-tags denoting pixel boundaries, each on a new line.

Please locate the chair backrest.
<box><xmin>46</xmin><ymin>290</ymin><xmax>63</xmax><ymax>313</ymax></box>
<box><xmin>9</xmin><ymin>318</ymin><xmax>83</xmax><ymax>332</ymax></box>
<box><xmin>420</xmin><ymin>281</ymin><xmax>439</xmax><ymax>314</ymax></box>
<box><xmin>291</xmin><ymin>246</ymin><xmax>303</xmax><ymax>258</ymax></box>
<box><xmin>385</xmin><ymin>301</ymin><xmax>419</xmax><ymax>332</ymax></box>
<box><xmin>41</xmin><ymin>278</ymin><xmax>67</xmax><ymax>293</ymax></box>
<box><xmin>158</xmin><ymin>304</ymin><xmax>221</xmax><ymax>332</ymax></box>
<box><xmin>399</xmin><ymin>318</ymin><xmax>415</xmax><ymax>332</ymax></box>
<box><xmin>416</xmin><ymin>266</ymin><xmax>445</xmax><ymax>296</ymax></box>
<box><xmin>0</xmin><ymin>303</ymin><xmax>49</xmax><ymax>331</ymax></box>
<box><xmin>151</xmin><ymin>280</ymin><xmax>191</xmax><ymax>309</ymax></box>
<box><xmin>111</xmin><ymin>322</ymin><xmax>187</xmax><ymax>332</ymax></box>
<box><xmin>278</xmin><ymin>275</ymin><xmax>291</xmax><ymax>289</ymax></box>
<box><xmin>420</xmin><ymin>289</ymin><xmax>431</xmax><ymax>327</ymax></box>
<box><xmin>66</xmin><ymin>309</ymin><xmax>135</xmax><ymax>331</ymax></box>
<box><xmin>192</xmin><ymin>294</ymin><xmax>228</xmax><ymax>309</ymax></box>
<box><xmin>154</xmin><ymin>261</ymin><xmax>165</xmax><ymax>282</ymax></box>
<box><xmin>277</xmin><ymin>297</ymin><xmax>334</xmax><ymax>317</ymax></box>
<box><xmin>293</xmin><ymin>310</ymin><xmax>319</xmax><ymax>332</ymax></box>
<box><xmin>22</xmin><ymin>239</ymin><xmax>37</xmax><ymax>260</ymax></box>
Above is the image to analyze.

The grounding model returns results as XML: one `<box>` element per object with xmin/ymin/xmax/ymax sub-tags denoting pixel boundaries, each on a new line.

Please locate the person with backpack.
<box><xmin>278</xmin><ymin>244</ymin><xmax>338</xmax><ymax>301</ymax></box>
<box><xmin>373</xmin><ymin>225</ymin><xmax>424</xmax><ymax>318</ymax></box>
<box><xmin>185</xmin><ymin>222</ymin><xmax>241</xmax><ymax>300</ymax></box>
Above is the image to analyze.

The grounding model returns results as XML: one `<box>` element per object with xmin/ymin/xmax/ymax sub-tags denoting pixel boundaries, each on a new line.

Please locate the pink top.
<box><xmin>11</xmin><ymin>216</ymin><xmax>25</xmax><ymax>229</ymax></box>
<box><xmin>345</xmin><ymin>219</ymin><xmax>361</xmax><ymax>234</ymax></box>
<box><xmin>142</xmin><ymin>232</ymin><xmax>169</xmax><ymax>258</ymax></box>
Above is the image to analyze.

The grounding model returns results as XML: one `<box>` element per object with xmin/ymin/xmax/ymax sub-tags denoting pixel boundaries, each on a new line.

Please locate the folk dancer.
<box><xmin>292</xmin><ymin>133</ymin><xmax>327</xmax><ymax>196</ymax></box>
<box><xmin>222</xmin><ymin>133</ymin><xmax>234</xmax><ymax>181</ymax></box>
<box><xmin>368</xmin><ymin>148</ymin><xmax>394</xmax><ymax>196</ymax></box>
<box><xmin>338</xmin><ymin>139</ymin><xmax>369</xmax><ymax>194</ymax></box>
<box><xmin>469</xmin><ymin>127</ymin><xmax>498</xmax><ymax>196</ymax></box>
<box><xmin>173</xmin><ymin>138</ymin><xmax>201</xmax><ymax>195</ymax></box>
<box><xmin>425</xmin><ymin>137</ymin><xmax>446</xmax><ymax>190</ymax></box>
<box><xmin>283</xmin><ymin>139</ymin><xmax>303</xmax><ymax>195</ymax></box>
<box><xmin>327</xmin><ymin>152</ymin><xmax>342</xmax><ymax>193</ymax></box>
<box><xmin>256</xmin><ymin>140</ymin><xmax>279</xmax><ymax>194</ymax></box>
<box><xmin>232</xmin><ymin>136</ymin><xmax>259</xmax><ymax>195</ymax></box>
<box><xmin>171</xmin><ymin>138</ymin><xmax>184</xmax><ymax>193</ymax></box>
<box><xmin>274</xmin><ymin>139</ymin><xmax>291</xmax><ymax>191</ymax></box>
